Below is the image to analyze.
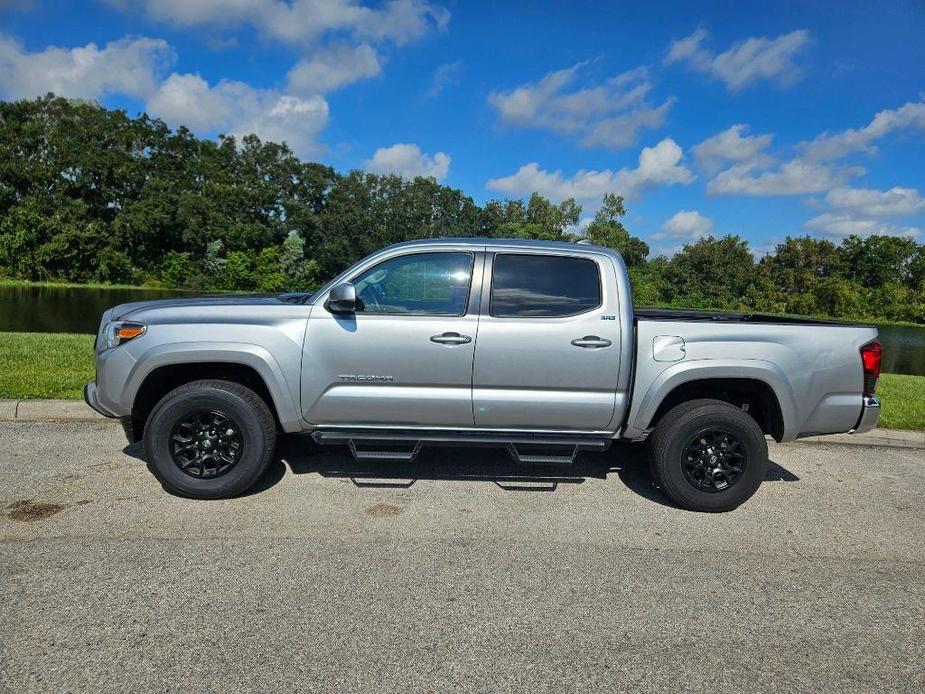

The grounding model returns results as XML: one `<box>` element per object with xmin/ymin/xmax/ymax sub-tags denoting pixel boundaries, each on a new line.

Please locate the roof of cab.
<box><xmin>382</xmin><ymin>237</ymin><xmax>624</xmax><ymax>259</ymax></box>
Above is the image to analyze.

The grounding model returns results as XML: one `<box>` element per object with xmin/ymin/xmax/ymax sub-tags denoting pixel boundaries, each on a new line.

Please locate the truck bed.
<box><xmin>625</xmin><ymin>311</ymin><xmax>878</xmax><ymax>442</ymax></box>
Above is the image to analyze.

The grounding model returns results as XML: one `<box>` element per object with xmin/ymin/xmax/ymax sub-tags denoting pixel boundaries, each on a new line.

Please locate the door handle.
<box><xmin>430</xmin><ymin>332</ymin><xmax>472</xmax><ymax>345</ymax></box>
<box><xmin>571</xmin><ymin>335</ymin><xmax>612</xmax><ymax>348</ymax></box>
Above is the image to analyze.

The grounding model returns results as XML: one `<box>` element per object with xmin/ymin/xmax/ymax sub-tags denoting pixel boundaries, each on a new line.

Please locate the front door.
<box><xmin>301</xmin><ymin>251</ymin><xmax>481</xmax><ymax>428</ymax></box>
<box><xmin>472</xmin><ymin>250</ymin><xmax>624</xmax><ymax>431</ymax></box>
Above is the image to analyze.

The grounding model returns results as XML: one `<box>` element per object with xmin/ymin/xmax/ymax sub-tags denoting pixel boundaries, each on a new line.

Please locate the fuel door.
<box><xmin>653</xmin><ymin>335</ymin><xmax>686</xmax><ymax>362</ymax></box>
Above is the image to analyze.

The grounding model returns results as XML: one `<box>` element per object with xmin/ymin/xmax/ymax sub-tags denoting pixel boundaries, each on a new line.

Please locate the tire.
<box><xmin>648</xmin><ymin>398</ymin><xmax>768</xmax><ymax>512</ymax></box>
<box><xmin>143</xmin><ymin>379</ymin><xmax>277</xmax><ymax>499</ymax></box>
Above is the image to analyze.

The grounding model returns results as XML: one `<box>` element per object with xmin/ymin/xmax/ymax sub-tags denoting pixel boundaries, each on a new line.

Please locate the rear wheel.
<box><xmin>648</xmin><ymin>398</ymin><xmax>768</xmax><ymax>512</ymax></box>
<box><xmin>143</xmin><ymin>379</ymin><xmax>277</xmax><ymax>499</ymax></box>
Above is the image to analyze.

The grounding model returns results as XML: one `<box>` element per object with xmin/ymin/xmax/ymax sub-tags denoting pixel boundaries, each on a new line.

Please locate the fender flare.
<box><xmin>122</xmin><ymin>341</ymin><xmax>303</xmax><ymax>431</ymax></box>
<box><xmin>625</xmin><ymin>359</ymin><xmax>800</xmax><ymax>442</ymax></box>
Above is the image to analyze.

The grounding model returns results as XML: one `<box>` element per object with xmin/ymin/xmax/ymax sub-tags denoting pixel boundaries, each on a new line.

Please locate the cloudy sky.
<box><xmin>1</xmin><ymin>0</ymin><xmax>924</xmax><ymax>253</ymax></box>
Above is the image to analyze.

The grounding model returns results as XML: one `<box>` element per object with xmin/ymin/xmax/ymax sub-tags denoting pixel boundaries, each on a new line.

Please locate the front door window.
<box><xmin>352</xmin><ymin>252</ymin><xmax>474</xmax><ymax>316</ymax></box>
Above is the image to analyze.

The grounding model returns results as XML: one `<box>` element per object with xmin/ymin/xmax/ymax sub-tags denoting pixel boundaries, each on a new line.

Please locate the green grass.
<box><xmin>0</xmin><ymin>332</ymin><xmax>95</xmax><ymax>399</ymax></box>
<box><xmin>0</xmin><ymin>331</ymin><xmax>922</xmax><ymax>431</ymax></box>
<box><xmin>0</xmin><ymin>278</ymin><xmax>246</xmax><ymax>294</ymax></box>
<box><xmin>878</xmin><ymin>373</ymin><xmax>925</xmax><ymax>431</ymax></box>
<box><xmin>0</xmin><ymin>278</ymin><xmax>172</xmax><ymax>291</ymax></box>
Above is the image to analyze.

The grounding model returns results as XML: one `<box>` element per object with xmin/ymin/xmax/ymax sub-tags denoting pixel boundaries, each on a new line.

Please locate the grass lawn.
<box><xmin>0</xmin><ymin>332</ymin><xmax>95</xmax><ymax>400</ymax></box>
<box><xmin>0</xmin><ymin>331</ymin><xmax>922</xmax><ymax>431</ymax></box>
<box><xmin>0</xmin><ymin>278</ymin><xmax>170</xmax><ymax>291</ymax></box>
<box><xmin>878</xmin><ymin>373</ymin><xmax>925</xmax><ymax>431</ymax></box>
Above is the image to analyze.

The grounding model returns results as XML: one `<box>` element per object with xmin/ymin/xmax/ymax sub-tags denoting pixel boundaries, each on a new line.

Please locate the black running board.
<box><xmin>311</xmin><ymin>429</ymin><xmax>611</xmax><ymax>465</ymax></box>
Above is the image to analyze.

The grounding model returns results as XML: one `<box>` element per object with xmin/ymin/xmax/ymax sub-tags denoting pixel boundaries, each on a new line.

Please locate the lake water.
<box><xmin>0</xmin><ymin>284</ymin><xmax>193</xmax><ymax>334</ymax></box>
<box><xmin>1</xmin><ymin>284</ymin><xmax>924</xmax><ymax>376</ymax></box>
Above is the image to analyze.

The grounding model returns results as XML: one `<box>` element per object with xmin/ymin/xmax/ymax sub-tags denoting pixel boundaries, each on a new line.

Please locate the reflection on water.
<box><xmin>1</xmin><ymin>284</ymin><xmax>924</xmax><ymax>376</ymax></box>
<box><xmin>876</xmin><ymin>324</ymin><xmax>925</xmax><ymax>377</ymax></box>
<box><xmin>0</xmin><ymin>284</ymin><xmax>192</xmax><ymax>334</ymax></box>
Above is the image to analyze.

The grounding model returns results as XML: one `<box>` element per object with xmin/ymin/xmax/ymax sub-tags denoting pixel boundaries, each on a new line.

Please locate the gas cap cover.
<box><xmin>653</xmin><ymin>335</ymin><xmax>686</xmax><ymax>362</ymax></box>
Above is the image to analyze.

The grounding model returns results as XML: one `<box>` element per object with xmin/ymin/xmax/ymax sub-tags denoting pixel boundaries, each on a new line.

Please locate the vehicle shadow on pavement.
<box><xmin>241</xmin><ymin>436</ymin><xmax>798</xmax><ymax>507</ymax></box>
<box><xmin>121</xmin><ymin>438</ymin><xmax>798</xmax><ymax>507</ymax></box>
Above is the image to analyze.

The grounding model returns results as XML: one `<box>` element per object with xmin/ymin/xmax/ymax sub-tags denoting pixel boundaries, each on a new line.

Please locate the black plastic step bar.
<box><xmin>311</xmin><ymin>429</ymin><xmax>611</xmax><ymax>465</ymax></box>
<box><xmin>506</xmin><ymin>444</ymin><xmax>580</xmax><ymax>466</ymax></box>
<box><xmin>348</xmin><ymin>440</ymin><xmax>423</xmax><ymax>463</ymax></box>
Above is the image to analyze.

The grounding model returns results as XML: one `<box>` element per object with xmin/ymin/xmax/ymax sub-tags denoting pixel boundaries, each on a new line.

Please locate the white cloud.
<box><xmin>116</xmin><ymin>0</ymin><xmax>450</xmax><ymax>47</ymax></box>
<box><xmin>665</xmin><ymin>27</ymin><xmax>810</xmax><ymax>91</ymax></box>
<box><xmin>581</xmin><ymin>100</ymin><xmax>675</xmax><ymax>149</ymax></box>
<box><xmin>825</xmin><ymin>186</ymin><xmax>925</xmax><ymax>217</ymax></box>
<box><xmin>424</xmin><ymin>60</ymin><xmax>462</xmax><ymax>98</ymax></box>
<box><xmin>708</xmin><ymin>158</ymin><xmax>861</xmax><ymax>196</ymax></box>
<box><xmin>0</xmin><ymin>34</ymin><xmax>172</xmax><ymax>100</ymax></box>
<box><xmin>148</xmin><ymin>73</ymin><xmax>329</xmax><ymax>157</ymax></box>
<box><xmin>653</xmin><ymin>210</ymin><xmax>714</xmax><ymax>241</ymax></box>
<box><xmin>486</xmin><ymin>138</ymin><xmax>694</xmax><ymax>202</ymax></box>
<box><xmin>91</xmin><ymin>2</ymin><xmax>453</xmax><ymax>142</ymax></box>
<box><xmin>0</xmin><ymin>32</ymin><xmax>337</xmax><ymax>157</ymax></box>
<box><xmin>804</xmin><ymin>212</ymin><xmax>921</xmax><ymax>238</ymax></box>
<box><xmin>488</xmin><ymin>63</ymin><xmax>673</xmax><ymax>149</ymax></box>
<box><xmin>692</xmin><ymin>124</ymin><xmax>773</xmax><ymax>172</ymax></box>
<box><xmin>365</xmin><ymin>143</ymin><xmax>450</xmax><ymax>180</ymax></box>
<box><xmin>286</xmin><ymin>42</ymin><xmax>381</xmax><ymax>94</ymax></box>
<box><xmin>800</xmin><ymin>100</ymin><xmax>925</xmax><ymax>161</ymax></box>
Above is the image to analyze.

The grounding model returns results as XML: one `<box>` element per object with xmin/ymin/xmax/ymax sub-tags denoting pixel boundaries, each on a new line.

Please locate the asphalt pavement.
<box><xmin>1</xmin><ymin>420</ymin><xmax>923</xmax><ymax>693</ymax></box>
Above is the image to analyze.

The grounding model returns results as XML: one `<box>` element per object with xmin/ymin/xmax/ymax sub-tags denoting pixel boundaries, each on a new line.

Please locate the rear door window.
<box><xmin>490</xmin><ymin>254</ymin><xmax>602</xmax><ymax>318</ymax></box>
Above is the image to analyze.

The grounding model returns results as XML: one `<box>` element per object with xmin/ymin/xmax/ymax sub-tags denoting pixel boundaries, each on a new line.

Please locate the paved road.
<box><xmin>1</xmin><ymin>421</ymin><xmax>923</xmax><ymax>693</ymax></box>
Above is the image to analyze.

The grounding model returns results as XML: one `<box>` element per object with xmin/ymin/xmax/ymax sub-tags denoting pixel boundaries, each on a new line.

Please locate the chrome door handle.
<box><xmin>571</xmin><ymin>336</ymin><xmax>612</xmax><ymax>348</ymax></box>
<box><xmin>430</xmin><ymin>332</ymin><xmax>472</xmax><ymax>345</ymax></box>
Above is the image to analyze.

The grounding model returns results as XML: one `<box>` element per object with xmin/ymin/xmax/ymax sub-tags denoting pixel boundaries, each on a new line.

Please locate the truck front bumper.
<box><xmin>86</xmin><ymin>381</ymin><xmax>139</xmax><ymax>443</ymax></box>
<box><xmin>84</xmin><ymin>381</ymin><xmax>116</xmax><ymax>418</ymax></box>
<box><xmin>852</xmin><ymin>395</ymin><xmax>880</xmax><ymax>435</ymax></box>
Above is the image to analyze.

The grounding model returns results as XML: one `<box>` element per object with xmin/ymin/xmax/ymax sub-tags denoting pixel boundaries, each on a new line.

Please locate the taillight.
<box><xmin>860</xmin><ymin>340</ymin><xmax>881</xmax><ymax>396</ymax></box>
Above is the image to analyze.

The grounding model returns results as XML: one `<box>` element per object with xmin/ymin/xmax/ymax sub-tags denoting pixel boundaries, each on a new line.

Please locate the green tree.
<box><xmin>1</xmin><ymin>94</ymin><xmax>924</xmax><ymax>324</ymax></box>
<box><xmin>160</xmin><ymin>252</ymin><xmax>195</xmax><ymax>289</ymax></box>
<box><xmin>220</xmin><ymin>251</ymin><xmax>255</xmax><ymax>291</ymax></box>
<box><xmin>579</xmin><ymin>194</ymin><xmax>649</xmax><ymax>266</ymax></box>
<box><xmin>839</xmin><ymin>234</ymin><xmax>920</xmax><ymax>288</ymax></box>
<box><xmin>253</xmin><ymin>246</ymin><xmax>287</xmax><ymax>293</ymax></box>
<box><xmin>666</xmin><ymin>236</ymin><xmax>755</xmax><ymax>309</ymax></box>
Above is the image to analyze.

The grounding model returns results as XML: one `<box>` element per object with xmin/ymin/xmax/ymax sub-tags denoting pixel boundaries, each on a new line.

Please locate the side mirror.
<box><xmin>326</xmin><ymin>282</ymin><xmax>357</xmax><ymax>314</ymax></box>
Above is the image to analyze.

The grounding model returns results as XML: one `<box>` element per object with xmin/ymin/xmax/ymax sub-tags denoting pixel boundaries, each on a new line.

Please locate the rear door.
<box><xmin>472</xmin><ymin>249</ymin><xmax>624</xmax><ymax>431</ymax></box>
<box><xmin>302</xmin><ymin>250</ymin><xmax>482</xmax><ymax>428</ymax></box>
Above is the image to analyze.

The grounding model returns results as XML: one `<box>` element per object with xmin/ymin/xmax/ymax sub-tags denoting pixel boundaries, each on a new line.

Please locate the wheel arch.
<box><xmin>628</xmin><ymin>361</ymin><xmax>797</xmax><ymax>442</ymax></box>
<box><xmin>123</xmin><ymin>343</ymin><xmax>302</xmax><ymax>441</ymax></box>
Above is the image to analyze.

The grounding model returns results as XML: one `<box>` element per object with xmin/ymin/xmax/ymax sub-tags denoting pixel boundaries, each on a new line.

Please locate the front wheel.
<box><xmin>143</xmin><ymin>379</ymin><xmax>277</xmax><ymax>499</ymax></box>
<box><xmin>648</xmin><ymin>398</ymin><xmax>768</xmax><ymax>512</ymax></box>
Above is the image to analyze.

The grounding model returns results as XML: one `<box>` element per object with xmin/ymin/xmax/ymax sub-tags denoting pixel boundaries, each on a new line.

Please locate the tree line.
<box><xmin>1</xmin><ymin>95</ymin><xmax>923</xmax><ymax>323</ymax></box>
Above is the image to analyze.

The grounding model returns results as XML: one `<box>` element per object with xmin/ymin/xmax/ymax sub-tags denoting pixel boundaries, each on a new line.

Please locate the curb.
<box><xmin>0</xmin><ymin>399</ymin><xmax>108</xmax><ymax>422</ymax></box>
<box><xmin>1</xmin><ymin>399</ymin><xmax>923</xmax><ymax>450</ymax></box>
<box><xmin>793</xmin><ymin>429</ymin><xmax>924</xmax><ymax>450</ymax></box>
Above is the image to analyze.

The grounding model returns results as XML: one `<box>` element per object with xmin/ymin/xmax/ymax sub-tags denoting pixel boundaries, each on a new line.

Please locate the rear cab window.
<box><xmin>489</xmin><ymin>253</ymin><xmax>602</xmax><ymax>318</ymax></box>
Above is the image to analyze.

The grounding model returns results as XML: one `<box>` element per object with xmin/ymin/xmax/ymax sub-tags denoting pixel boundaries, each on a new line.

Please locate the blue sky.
<box><xmin>1</xmin><ymin>0</ymin><xmax>924</xmax><ymax>255</ymax></box>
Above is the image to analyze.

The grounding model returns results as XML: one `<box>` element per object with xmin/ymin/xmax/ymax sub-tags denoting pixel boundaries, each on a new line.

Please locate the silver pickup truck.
<box><xmin>85</xmin><ymin>238</ymin><xmax>882</xmax><ymax>511</ymax></box>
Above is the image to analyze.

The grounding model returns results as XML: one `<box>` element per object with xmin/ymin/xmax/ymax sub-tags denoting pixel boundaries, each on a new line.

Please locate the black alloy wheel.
<box><xmin>169</xmin><ymin>409</ymin><xmax>244</xmax><ymax>478</ymax></box>
<box><xmin>681</xmin><ymin>428</ymin><xmax>746</xmax><ymax>493</ymax></box>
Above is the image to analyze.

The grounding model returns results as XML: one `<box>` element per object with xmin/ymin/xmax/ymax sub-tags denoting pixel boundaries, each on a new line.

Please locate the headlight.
<box><xmin>101</xmin><ymin>321</ymin><xmax>146</xmax><ymax>350</ymax></box>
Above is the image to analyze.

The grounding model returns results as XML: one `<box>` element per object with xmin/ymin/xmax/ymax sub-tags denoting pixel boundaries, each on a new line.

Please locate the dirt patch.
<box><xmin>5</xmin><ymin>500</ymin><xmax>67</xmax><ymax>522</ymax></box>
<box><xmin>366</xmin><ymin>503</ymin><xmax>403</xmax><ymax>517</ymax></box>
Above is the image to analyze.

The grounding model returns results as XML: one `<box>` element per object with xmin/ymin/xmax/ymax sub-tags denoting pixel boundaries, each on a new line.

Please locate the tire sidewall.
<box><xmin>657</xmin><ymin>405</ymin><xmax>768</xmax><ymax>512</ymax></box>
<box><xmin>144</xmin><ymin>387</ymin><xmax>270</xmax><ymax>498</ymax></box>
